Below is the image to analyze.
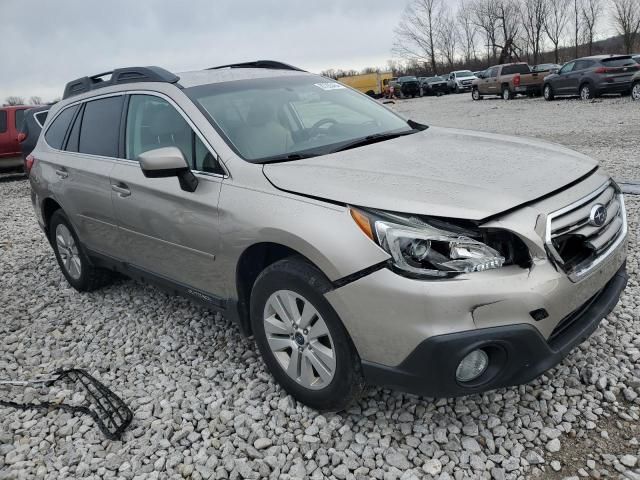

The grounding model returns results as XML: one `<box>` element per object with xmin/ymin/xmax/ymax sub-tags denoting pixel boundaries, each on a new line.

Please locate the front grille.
<box><xmin>546</xmin><ymin>182</ymin><xmax>627</xmax><ymax>282</ymax></box>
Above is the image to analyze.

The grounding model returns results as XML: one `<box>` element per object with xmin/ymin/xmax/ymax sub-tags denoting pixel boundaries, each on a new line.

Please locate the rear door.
<box><xmin>41</xmin><ymin>96</ymin><xmax>122</xmax><ymax>255</ymax></box>
<box><xmin>109</xmin><ymin>93</ymin><xmax>225</xmax><ymax>297</ymax></box>
<box><xmin>483</xmin><ymin>67</ymin><xmax>499</xmax><ymax>94</ymax></box>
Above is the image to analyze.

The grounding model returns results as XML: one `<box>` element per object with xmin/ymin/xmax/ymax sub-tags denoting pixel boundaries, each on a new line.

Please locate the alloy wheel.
<box><xmin>263</xmin><ymin>290</ymin><xmax>336</xmax><ymax>390</ymax></box>
<box><xmin>55</xmin><ymin>224</ymin><xmax>82</xmax><ymax>280</ymax></box>
<box><xmin>632</xmin><ymin>83</ymin><xmax>640</xmax><ymax>101</ymax></box>
<box><xmin>580</xmin><ymin>85</ymin><xmax>591</xmax><ymax>100</ymax></box>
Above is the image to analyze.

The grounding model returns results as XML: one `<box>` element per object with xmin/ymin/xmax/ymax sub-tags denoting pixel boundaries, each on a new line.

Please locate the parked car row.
<box><xmin>471</xmin><ymin>55</ymin><xmax>640</xmax><ymax>102</ymax></box>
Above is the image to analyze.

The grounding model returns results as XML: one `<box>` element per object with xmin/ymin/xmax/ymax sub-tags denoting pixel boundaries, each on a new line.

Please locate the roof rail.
<box><xmin>208</xmin><ymin>60</ymin><xmax>305</xmax><ymax>72</ymax></box>
<box><xmin>63</xmin><ymin>66</ymin><xmax>180</xmax><ymax>100</ymax></box>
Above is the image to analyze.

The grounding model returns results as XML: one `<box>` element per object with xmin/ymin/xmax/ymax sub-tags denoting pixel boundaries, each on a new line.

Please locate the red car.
<box><xmin>0</xmin><ymin>105</ymin><xmax>31</xmax><ymax>170</ymax></box>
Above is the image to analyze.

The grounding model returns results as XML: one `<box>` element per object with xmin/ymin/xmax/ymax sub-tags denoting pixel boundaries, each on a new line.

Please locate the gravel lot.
<box><xmin>1</xmin><ymin>94</ymin><xmax>639</xmax><ymax>480</ymax></box>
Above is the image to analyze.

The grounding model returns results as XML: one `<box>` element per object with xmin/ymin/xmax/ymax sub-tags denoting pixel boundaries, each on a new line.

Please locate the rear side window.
<box><xmin>601</xmin><ymin>57</ymin><xmax>636</xmax><ymax>67</ymax></box>
<box><xmin>34</xmin><ymin>111</ymin><xmax>48</xmax><ymax>128</ymax></box>
<box><xmin>79</xmin><ymin>96</ymin><xmax>124</xmax><ymax>157</ymax></box>
<box><xmin>15</xmin><ymin>109</ymin><xmax>26</xmax><ymax>129</ymax></box>
<box><xmin>0</xmin><ymin>111</ymin><xmax>6</xmax><ymax>133</ymax></box>
<box><xmin>44</xmin><ymin>106</ymin><xmax>78</xmax><ymax>149</ymax></box>
<box><xmin>574</xmin><ymin>60</ymin><xmax>594</xmax><ymax>70</ymax></box>
<box><xmin>65</xmin><ymin>106</ymin><xmax>82</xmax><ymax>153</ymax></box>
<box><xmin>502</xmin><ymin>64</ymin><xmax>530</xmax><ymax>75</ymax></box>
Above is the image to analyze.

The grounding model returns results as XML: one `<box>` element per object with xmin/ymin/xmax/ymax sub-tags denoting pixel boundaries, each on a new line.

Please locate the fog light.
<box><xmin>456</xmin><ymin>349</ymin><xmax>489</xmax><ymax>383</ymax></box>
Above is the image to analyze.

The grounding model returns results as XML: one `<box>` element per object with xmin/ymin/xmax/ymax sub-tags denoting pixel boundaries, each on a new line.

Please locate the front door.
<box><xmin>554</xmin><ymin>62</ymin><xmax>576</xmax><ymax>94</ymax></box>
<box><xmin>110</xmin><ymin>93</ymin><xmax>225</xmax><ymax>297</ymax></box>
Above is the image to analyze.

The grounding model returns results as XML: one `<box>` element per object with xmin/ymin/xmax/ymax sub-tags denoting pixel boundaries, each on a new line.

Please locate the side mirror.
<box><xmin>138</xmin><ymin>146</ymin><xmax>198</xmax><ymax>193</ymax></box>
<box><xmin>550</xmin><ymin>68</ymin><xmax>559</xmax><ymax>74</ymax></box>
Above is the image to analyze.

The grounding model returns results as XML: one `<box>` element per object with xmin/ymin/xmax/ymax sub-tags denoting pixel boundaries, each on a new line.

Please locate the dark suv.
<box><xmin>543</xmin><ymin>55</ymin><xmax>640</xmax><ymax>100</ymax></box>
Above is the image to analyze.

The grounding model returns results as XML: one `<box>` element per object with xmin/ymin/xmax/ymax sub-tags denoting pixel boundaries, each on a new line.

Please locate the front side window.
<box><xmin>186</xmin><ymin>75</ymin><xmax>413</xmax><ymax>162</ymax></box>
<box><xmin>125</xmin><ymin>94</ymin><xmax>223</xmax><ymax>174</ymax></box>
<box><xmin>44</xmin><ymin>105</ymin><xmax>78</xmax><ymax>149</ymax></box>
<box><xmin>0</xmin><ymin>111</ymin><xmax>6</xmax><ymax>133</ymax></box>
<box><xmin>79</xmin><ymin>96</ymin><xmax>124</xmax><ymax>157</ymax></box>
<box><xmin>559</xmin><ymin>62</ymin><xmax>575</xmax><ymax>75</ymax></box>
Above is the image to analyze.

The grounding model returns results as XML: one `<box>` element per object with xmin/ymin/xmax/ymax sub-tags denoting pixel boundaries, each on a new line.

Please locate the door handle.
<box><xmin>55</xmin><ymin>169</ymin><xmax>68</xmax><ymax>179</ymax></box>
<box><xmin>111</xmin><ymin>183</ymin><xmax>131</xmax><ymax>197</ymax></box>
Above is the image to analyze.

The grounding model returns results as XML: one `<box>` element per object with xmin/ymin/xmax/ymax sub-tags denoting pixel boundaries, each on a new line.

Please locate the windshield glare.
<box><xmin>187</xmin><ymin>76</ymin><xmax>412</xmax><ymax>162</ymax></box>
<box><xmin>456</xmin><ymin>71</ymin><xmax>474</xmax><ymax>77</ymax></box>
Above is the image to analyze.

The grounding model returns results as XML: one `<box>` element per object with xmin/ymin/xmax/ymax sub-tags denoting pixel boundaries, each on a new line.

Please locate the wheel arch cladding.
<box><xmin>42</xmin><ymin>197</ymin><xmax>63</xmax><ymax>241</ymax></box>
<box><xmin>234</xmin><ymin>243</ymin><xmax>332</xmax><ymax>336</ymax></box>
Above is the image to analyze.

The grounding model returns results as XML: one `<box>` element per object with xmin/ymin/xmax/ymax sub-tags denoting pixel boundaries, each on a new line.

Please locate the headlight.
<box><xmin>350</xmin><ymin>208</ymin><xmax>505</xmax><ymax>279</ymax></box>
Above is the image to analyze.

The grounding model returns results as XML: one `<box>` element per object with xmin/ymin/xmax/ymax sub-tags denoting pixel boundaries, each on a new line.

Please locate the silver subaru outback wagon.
<box><xmin>28</xmin><ymin>61</ymin><xmax>628</xmax><ymax>410</ymax></box>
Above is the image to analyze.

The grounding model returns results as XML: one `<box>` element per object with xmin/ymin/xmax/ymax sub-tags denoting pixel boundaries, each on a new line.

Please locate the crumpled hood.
<box><xmin>263</xmin><ymin>127</ymin><xmax>597</xmax><ymax>220</ymax></box>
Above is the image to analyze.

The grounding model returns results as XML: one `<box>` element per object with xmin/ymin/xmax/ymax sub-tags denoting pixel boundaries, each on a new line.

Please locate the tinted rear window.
<box><xmin>0</xmin><ymin>111</ymin><xmax>6</xmax><ymax>133</ymax></box>
<box><xmin>502</xmin><ymin>64</ymin><xmax>531</xmax><ymax>75</ymax></box>
<box><xmin>34</xmin><ymin>111</ymin><xmax>48</xmax><ymax>127</ymax></box>
<box><xmin>15</xmin><ymin>109</ymin><xmax>26</xmax><ymax>129</ymax></box>
<box><xmin>79</xmin><ymin>96</ymin><xmax>124</xmax><ymax>157</ymax></box>
<box><xmin>601</xmin><ymin>57</ymin><xmax>636</xmax><ymax>67</ymax></box>
<box><xmin>44</xmin><ymin>106</ymin><xmax>78</xmax><ymax>149</ymax></box>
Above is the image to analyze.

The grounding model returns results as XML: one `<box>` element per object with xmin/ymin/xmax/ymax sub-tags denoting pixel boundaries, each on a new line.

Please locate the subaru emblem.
<box><xmin>589</xmin><ymin>204</ymin><xmax>607</xmax><ymax>227</ymax></box>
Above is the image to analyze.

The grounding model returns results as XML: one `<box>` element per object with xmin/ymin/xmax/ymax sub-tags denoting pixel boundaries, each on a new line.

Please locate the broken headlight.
<box><xmin>351</xmin><ymin>208</ymin><xmax>506</xmax><ymax>279</ymax></box>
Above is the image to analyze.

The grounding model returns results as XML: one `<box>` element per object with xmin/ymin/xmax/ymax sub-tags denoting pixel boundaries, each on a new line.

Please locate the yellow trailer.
<box><xmin>337</xmin><ymin>72</ymin><xmax>394</xmax><ymax>97</ymax></box>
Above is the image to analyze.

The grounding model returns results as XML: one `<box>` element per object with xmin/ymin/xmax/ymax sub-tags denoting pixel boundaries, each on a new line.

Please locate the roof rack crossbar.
<box><xmin>208</xmin><ymin>60</ymin><xmax>305</xmax><ymax>72</ymax></box>
<box><xmin>62</xmin><ymin>66</ymin><xmax>180</xmax><ymax>100</ymax></box>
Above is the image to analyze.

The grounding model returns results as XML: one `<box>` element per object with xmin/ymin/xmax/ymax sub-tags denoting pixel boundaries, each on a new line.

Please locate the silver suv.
<box><xmin>29</xmin><ymin>61</ymin><xmax>628</xmax><ymax>410</ymax></box>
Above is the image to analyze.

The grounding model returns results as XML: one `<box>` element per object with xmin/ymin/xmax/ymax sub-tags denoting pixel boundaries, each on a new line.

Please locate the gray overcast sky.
<box><xmin>0</xmin><ymin>0</ymin><xmax>407</xmax><ymax>101</ymax></box>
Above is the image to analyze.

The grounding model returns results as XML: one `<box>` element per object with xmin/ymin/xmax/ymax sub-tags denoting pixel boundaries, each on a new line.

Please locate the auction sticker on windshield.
<box><xmin>315</xmin><ymin>82</ymin><xmax>346</xmax><ymax>91</ymax></box>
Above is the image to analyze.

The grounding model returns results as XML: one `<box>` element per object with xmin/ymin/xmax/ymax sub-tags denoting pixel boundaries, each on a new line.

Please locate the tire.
<box><xmin>580</xmin><ymin>83</ymin><xmax>594</xmax><ymax>100</ymax></box>
<box><xmin>455</xmin><ymin>85</ymin><xmax>460</xmax><ymax>94</ymax></box>
<box><xmin>49</xmin><ymin>210</ymin><xmax>113</xmax><ymax>292</ymax></box>
<box><xmin>250</xmin><ymin>257</ymin><xmax>364</xmax><ymax>411</ymax></box>
<box><xmin>543</xmin><ymin>84</ymin><xmax>555</xmax><ymax>101</ymax></box>
<box><xmin>472</xmin><ymin>88</ymin><xmax>482</xmax><ymax>101</ymax></box>
<box><xmin>502</xmin><ymin>86</ymin><xmax>513</xmax><ymax>100</ymax></box>
<box><xmin>631</xmin><ymin>82</ymin><xmax>640</xmax><ymax>101</ymax></box>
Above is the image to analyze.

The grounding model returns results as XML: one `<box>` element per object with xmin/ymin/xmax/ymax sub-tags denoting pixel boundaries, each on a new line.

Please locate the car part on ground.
<box><xmin>0</xmin><ymin>369</ymin><xmax>133</xmax><ymax>440</ymax></box>
<box><xmin>27</xmin><ymin>61</ymin><xmax>628</xmax><ymax>410</ymax></box>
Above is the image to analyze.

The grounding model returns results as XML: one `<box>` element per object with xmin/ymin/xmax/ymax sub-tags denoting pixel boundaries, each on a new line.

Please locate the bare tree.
<box><xmin>522</xmin><ymin>0</ymin><xmax>550</xmax><ymax>65</ymax></box>
<box><xmin>393</xmin><ymin>0</ymin><xmax>443</xmax><ymax>75</ymax></box>
<box><xmin>495</xmin><ymin>0</ymin><xmax>522</xmax><ymax>63</ymax></box>
<box><xmin>545</xmin><ymin>0</ymin><xmax>570</xmax><ymax>63</ymax></box>
<box><xmin>29</xmin><ymin>96</ymin><xmax>43</xmax><ymax>105</ymax></box>
<box><xmin>471</xmin><ymin>0</ymin><xmax>501</xmax><ymax>63</ymax></box>
<box><xmin>582</xmin><ymin>0</ymin><xmax>602</xmax><ymax>55</ymax></box>
<box><xmin>572</xmin><ymin>0</ymin><xmax>584</xmax><ymax>57</ymax></box>
<box><xmin>438</xmin><ymin>9</ymin><xmax>460</xmax><ymax>68</ymax></box>
<box><xmin>611</xmin><ymin>0</ymin><xmax>640</xmax><ymax>53</ymax></box>
<box><xmin>4</xmin><ymin>96</ymin><xmax>25</xmax><ymax>106</ymax></box>
<box><xmin>458</xmin><ymin>0</ymin><xmax>479</xmax><ymax>64</ymax></box>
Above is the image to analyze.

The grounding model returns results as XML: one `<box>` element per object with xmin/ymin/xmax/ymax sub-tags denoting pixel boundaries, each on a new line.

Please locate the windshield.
<box><xmin>398</xmin><ymin>76</ymin><xmax>418</xmax><ymax>82</ymax></box>
<box><xmin>456</xmin><ymin>71</ymin><xmax>474</xmax><ymax>78</ymax></box>
<box><xmin>186</xmin><ymin>75</ymin><xmax>414</xmax><ymax>162</ymax></box>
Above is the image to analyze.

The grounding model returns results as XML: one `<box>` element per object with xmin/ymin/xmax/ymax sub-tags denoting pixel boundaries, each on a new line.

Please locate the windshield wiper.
<box><xmin>259</xmin><ymin>152</ymin><xmax>322</xmax><ymax>164</ymax></box>
<box><xmin>330</xmin><ymin>128</ymin><xmax>421</xmax><ymax>154</ymax></box>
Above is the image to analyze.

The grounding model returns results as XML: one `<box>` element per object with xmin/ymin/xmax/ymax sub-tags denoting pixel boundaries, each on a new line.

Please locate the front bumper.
<box><xmin>360</xmin><ymin>264</ymin><xmax>627</xmax><ymax>397</ymax></box>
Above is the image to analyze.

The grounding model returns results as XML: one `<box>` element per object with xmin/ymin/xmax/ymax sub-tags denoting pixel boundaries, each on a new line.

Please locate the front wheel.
<box><xmin>631</xmin><ymin>82</ymin><xmax>640</xmax><ymax>101</ymax></box>
<box><xmin>472</xmin><ymin>88</ymin><xmax>482</xmax><ymax>101</ymax></box>
<box><xmin>543</xmin><ymin>84</ymin><xmax>555</xmax><ymax>101</ymax></box>
<box><xmin>250</xmin><ymin>257</ymin><xmax>364</xmax><ymax>411</ymax></box>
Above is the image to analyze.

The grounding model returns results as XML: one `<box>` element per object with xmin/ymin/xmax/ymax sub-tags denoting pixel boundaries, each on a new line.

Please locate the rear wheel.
<box><xmin>580</xmin><ymin>83</ymin><xmax>594</xmax><ymax>100</ymax></box>
<box><xmin>472</xmin><ymin>88</ymin><xmax>482</xmax><ymax>101</ymax></box>
<box><xmin>632</xmin><ymin>82</ymin><xmax>640</xmax><ymax>101</ymax></box>
<box><xmin>250</xmin><ymin>257</ymin><xmax>364</xmax><ymax>411</ymax></box>
<box><xmin>543</xmin><ymin>84</ymin><xmax>554</xmax><ymax>101</ymax></box>
<box><xmin>49</xmin><ymin>210</ymin><xmax>113</xmax><ymax>291</ymax></box>
<box><xmin>502</xmin><ymin>87</ymin><xmax>513</xmax><ymax>100</ymax></box>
